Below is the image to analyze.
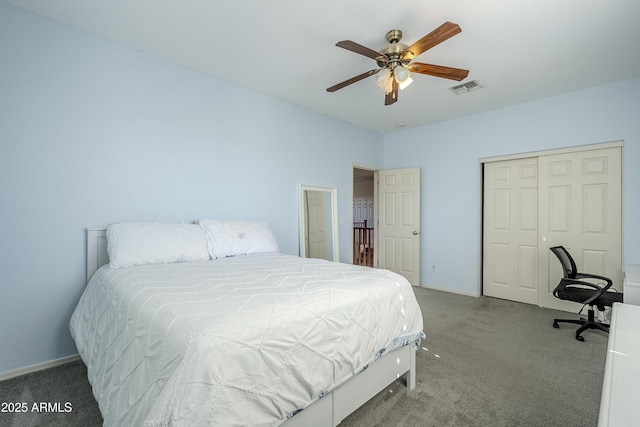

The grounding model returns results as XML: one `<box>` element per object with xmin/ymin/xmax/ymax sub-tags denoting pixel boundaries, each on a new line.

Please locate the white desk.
<box><xmin>598</xmin><ymin>302</ymin><xmax>640</xmax><ymax>426</ymax></box>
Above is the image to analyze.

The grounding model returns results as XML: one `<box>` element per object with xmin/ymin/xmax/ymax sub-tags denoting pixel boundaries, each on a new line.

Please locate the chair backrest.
<box><xmin>550</xmin><ymin>246</ymin><xmax>577</xmax><ymax>279</ymax></box>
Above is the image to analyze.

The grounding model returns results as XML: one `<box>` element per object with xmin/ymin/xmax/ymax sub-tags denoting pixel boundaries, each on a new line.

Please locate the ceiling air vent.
<box><xmin>449</xmin><ymin>80</ymin><xmax>484</xmax><ymax>95</ymax></box>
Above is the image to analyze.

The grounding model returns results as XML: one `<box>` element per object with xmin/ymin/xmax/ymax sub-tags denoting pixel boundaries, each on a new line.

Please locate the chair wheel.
<box><xmin>575</xmin><ymin>335</ymin><xmax>585</xmax><ymax>342</ymax></box>
<box><xmin>553</xmin><ymin>322</ymin><xmax>559</xmax><ymax>328</ymax></box>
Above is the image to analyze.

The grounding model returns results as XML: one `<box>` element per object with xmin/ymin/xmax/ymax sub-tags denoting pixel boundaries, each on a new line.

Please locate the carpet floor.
<box><xmin>0</xmin><ymin>287</ymin><xmax>607</xmax><ymax>427</ymax></box>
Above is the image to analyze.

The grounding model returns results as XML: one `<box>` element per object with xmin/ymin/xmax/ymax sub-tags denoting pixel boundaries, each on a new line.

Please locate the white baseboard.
<box><xmin>0</xmin><ymin>354</ymin><xmax>81</xmax><ymax>382</ymax></box>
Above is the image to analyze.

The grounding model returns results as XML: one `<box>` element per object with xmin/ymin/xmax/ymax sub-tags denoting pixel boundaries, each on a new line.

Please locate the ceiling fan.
<box><xmin>326</xmin><ymin>22</ymin><xmax>469</xmax><ymax>106</ymax></box>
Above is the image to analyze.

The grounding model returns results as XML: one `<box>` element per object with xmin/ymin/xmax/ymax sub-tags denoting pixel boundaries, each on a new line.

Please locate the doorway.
<box><xmin>352</xmin><ymin>165</ymin><xmax>422</xmax><ymax>285</ymax></box>
<box><xmin>353</xmin><ymin>167</ymin><xmax>375</xmax><ymax>267</ymax></box>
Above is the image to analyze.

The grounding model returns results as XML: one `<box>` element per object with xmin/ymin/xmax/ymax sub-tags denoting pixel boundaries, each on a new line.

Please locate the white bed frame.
<box><xmin>86</xmin><ymin>228</ymin><xmax>417</xmax><ymax>426</ymax></box>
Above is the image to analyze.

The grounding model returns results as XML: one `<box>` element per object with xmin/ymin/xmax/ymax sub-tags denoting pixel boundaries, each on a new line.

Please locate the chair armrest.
<box><xmin>575</xmin><ymin>272</ymin><xmax>613</xmax><ymax>291</ymax></box>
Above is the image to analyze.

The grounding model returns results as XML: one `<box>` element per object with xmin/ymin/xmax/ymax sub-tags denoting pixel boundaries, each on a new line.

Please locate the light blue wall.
<box><xmin>0</xmin><ymin>4</ymin><xmax>383</xmax><ymax>374</ymax></box>
<box><xmin>383</xmin><ymin>77</ymin><xmax>640</xmax><ymax>295</ymax></box>
<box><xmin>3</xmin><ymin>2</ymin><xmax>639</xmax><ymax>376</ymax></box>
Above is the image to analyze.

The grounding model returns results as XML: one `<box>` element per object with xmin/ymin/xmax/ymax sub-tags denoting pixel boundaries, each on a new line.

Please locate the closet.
<box><xmin>482</xmin><ymin>143</ymin><xmax>622</xmax><ymax>311</ymax></box>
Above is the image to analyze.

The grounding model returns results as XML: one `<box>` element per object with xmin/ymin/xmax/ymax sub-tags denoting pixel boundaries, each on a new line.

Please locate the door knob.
<box><xmin>413</xmin><ymin>230</ymin><xmax>420</xmax><ymax>235</ymax></box>
<box><xmin>541</xmin><ymin>236</ymin><xmax>547</xmax><ymax>242</ymax></box>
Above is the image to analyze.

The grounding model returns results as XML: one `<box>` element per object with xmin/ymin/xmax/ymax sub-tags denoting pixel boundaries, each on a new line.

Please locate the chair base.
<box><xmin>552</xmin><ymin>307</ymin><xmax>609</xmax><ymax>342</ymax></box>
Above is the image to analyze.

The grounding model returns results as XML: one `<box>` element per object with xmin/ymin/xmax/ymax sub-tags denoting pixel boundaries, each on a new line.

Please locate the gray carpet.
<box><xmin>341</xmin><ymin>288</ymin><xmax>607</xmax><ymax>427</ymax></box>
<box><xmin>0</xmin><ymin>287</ymin><xmax>607</xmax><ymax>427</ymax></box>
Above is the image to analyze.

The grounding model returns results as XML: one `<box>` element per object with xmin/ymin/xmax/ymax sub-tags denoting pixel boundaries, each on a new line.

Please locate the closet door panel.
<box><xmin>483</xmin><ymin>157</ymin><xmax>538</xmax><ymax>304</ymax></box>
<box><xmin>537</xmin><ymin>146</ymin><xmax>622</xmax><ymax>311</ymax></box>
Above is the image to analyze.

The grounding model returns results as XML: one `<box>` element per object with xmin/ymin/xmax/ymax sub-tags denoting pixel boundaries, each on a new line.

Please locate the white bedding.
<box><xmin>70</xmin><ymin>252</ymin><xmax>425</xmax><ymax>426</ymax></box>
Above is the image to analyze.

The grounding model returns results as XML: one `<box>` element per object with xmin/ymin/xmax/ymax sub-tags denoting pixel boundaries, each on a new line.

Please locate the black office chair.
<box><xmin>549</xmin><ymin>246</ymin><xmax>622</xmax><ymax>342</ymax></box>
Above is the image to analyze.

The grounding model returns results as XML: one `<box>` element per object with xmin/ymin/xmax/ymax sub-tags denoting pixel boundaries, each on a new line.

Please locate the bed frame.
<box><xmin>86</xmin><ymin>228</ymin><xmax>417</xmax><ymax>426</ymax></box>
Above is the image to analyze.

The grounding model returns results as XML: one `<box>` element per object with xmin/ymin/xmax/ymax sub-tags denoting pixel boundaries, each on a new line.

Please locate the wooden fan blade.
<box><xmin>326</xmin><ymin>69</ymin><xmax>380</xmax><ymax>92</ymax></box>
<box><xmin>401</xmin><ymin>22</ymin><xmax>461</xmax><ymax>61</ymax></box>
<box><xmin>336</xmin><ymin>40</ymin><xmax>388</xmax><ymax>62</ymax></box>
<box><xmin>384</xmin><ymin>79</ymin><xmax>399</xmax><ymax>106</ymax></box>
<box><xmin>409</xmin><ymin>63</ymin><xmax>469</xmax><ymax>81</ymax></box>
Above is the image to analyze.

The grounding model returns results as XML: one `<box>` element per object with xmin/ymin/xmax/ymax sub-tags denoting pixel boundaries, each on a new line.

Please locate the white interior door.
<box><xmin>537</xmin><ymin>146</ymin><xmax>623</xmax><ymax>311</ymax></box>
<box><xmin>377</xmin><ymin>168</ymin><xmax>421</xmax><ymax>285</ymax></box>
<box><xmin>483</xmin><ymin>157</ymin><xmax>539</xmax><ymax>304</ymax></box>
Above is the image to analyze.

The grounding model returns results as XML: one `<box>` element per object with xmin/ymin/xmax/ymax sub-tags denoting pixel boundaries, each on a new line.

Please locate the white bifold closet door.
<box><xmin>483</xmin><ymin>157</ymin><xmax>539</xmax><ymax>304</ymax></box>
<box><xmin>483</xmin><ymin>145</ymin><xmax>622</xmax><ymax>310</ymax></box>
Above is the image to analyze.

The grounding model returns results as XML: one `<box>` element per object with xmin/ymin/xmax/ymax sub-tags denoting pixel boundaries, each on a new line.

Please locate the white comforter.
<box><xmin>70</xmin><ymin>253</ymin><xmax>424</xmax><ymax>426</ymax></box>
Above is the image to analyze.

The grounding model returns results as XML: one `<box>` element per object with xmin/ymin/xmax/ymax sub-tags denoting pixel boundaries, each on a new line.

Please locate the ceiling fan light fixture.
<box><xmin>385</xmin><ymin>76</ymin><xmax>395</xmax><ymax>94</ymax></box>
<box><xmin>393</xmin><ymin>65</ymin><xmax>410</xmax><ymax>83</ymax></box>
<box><xmin>328</xmin><ymin>22</ymin><xmax>468</xmax><ymax>105</ymax></box>
<box><xmin>374</xmin><ymin>68</ymin><xmax>391</xmax><ymax>89</ymax></box>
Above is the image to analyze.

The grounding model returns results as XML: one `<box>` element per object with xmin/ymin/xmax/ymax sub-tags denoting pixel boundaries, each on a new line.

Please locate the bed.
<box><xmin>72</xmin><ymin>222</ymin><xmax>425</xmax><ymax>426</ymax></box>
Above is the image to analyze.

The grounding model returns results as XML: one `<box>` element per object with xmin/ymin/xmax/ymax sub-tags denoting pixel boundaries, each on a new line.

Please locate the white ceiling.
<box><xmin>5</xmin><ymin>0</ymin><xmax>640</xmax><ymax>134</ymax></box>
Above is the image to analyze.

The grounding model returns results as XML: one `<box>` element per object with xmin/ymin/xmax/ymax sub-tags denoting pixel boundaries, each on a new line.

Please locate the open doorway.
<box><xmin>353</xmin><ymin>167</ymin><xmax>375</xmax><ymax>266</ymax></box>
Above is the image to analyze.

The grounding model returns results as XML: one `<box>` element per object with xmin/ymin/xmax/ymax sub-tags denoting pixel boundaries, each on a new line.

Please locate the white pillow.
<box><xmin>199</xmin><ymin>219</ymin><xmax>279</xmax><ymax>259</ymax></box>
<box><xmin>107</xmin><ymin>222</ymin><xmax>210</xmax><ymax>268</ymax></box>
